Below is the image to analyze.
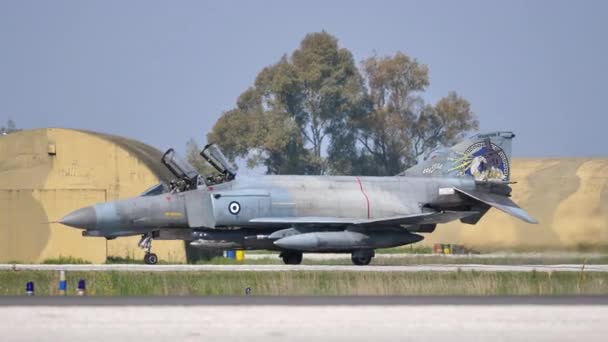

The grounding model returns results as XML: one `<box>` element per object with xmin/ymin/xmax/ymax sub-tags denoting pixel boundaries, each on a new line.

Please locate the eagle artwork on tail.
<box><xmin>449</xmin><ymin>138</ymin><xmax>509</xmax><ymax>181</ymax></box>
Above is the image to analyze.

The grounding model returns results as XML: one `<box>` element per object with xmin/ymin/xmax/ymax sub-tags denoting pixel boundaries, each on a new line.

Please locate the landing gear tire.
<box><xmin>280</xmin><ymin>252</ymin><xmax>303</xmax><ymax>265</ymax></box>
<box><xmin>138</xmin><ymin>232</ymin><xmax>159</xmax><ymax>265</ymax></box>
<box><xmin>144</xmin><ymin>253</ymin><xmax>158</xmax><ymax>265</ymax></box>
<box><xmin>351</xmin><ymin>250</ymin><xmax>374</xmax><ymax>266</ymax></box>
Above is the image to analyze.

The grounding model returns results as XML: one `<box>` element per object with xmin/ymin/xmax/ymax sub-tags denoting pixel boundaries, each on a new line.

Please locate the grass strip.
<box><xmin>1</xmin><ymin>270</ymin><xmax>606</xmax><ymax>296</ymax></box>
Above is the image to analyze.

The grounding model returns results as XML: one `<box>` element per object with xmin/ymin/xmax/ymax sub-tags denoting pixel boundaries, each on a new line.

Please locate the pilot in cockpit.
<box><xmin>205</xmin><ymin>173</ymin><xmax>227</xmax><ymax>186</ymax></box>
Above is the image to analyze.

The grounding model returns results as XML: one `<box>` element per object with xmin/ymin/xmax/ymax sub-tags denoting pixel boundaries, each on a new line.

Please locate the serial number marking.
<box><xmin>422</xmin><ymin>163</ymin><xmax>443</xmax><ymax>174</ymax></box>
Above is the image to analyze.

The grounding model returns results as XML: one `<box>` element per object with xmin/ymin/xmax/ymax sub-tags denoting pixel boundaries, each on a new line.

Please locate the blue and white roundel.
<box><xmin>228</xmin><ymin>201</ymin><xmax>241</xmax><ymax>215</ymax></box>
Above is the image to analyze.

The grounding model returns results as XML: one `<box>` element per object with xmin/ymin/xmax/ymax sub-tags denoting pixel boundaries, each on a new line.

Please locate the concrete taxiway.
<box><xmin>1</xmin><ymin>296</ymin><xmax>607</xmax><ymax>342</ymax></box>
<box><xmin>0</xmin><ymin>263</ymin><xmax>605</xmax><ymax>272</ymax></box>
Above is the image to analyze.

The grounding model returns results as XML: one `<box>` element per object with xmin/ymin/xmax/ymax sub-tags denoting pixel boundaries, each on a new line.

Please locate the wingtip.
<box><xmin>518</xmin><ymin>212</ymin><xmax>539</xmax><ymax>224</ymax></box>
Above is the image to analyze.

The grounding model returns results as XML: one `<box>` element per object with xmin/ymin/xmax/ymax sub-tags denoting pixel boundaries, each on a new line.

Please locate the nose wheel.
<box><xmin>138</xmin><ymin>232</ymin><xmax>158</xmax><ymax>265</ymax></box>
<box><xmin>144</xmin><ymin>252</ymin><xmax>158</xmax><ymax>265</ymax></box>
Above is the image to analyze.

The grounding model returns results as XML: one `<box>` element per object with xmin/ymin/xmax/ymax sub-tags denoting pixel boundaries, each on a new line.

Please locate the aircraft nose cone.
<box><xmin>60</xmin><ymin>206</ymin><xmax>97</xmax><ymax>229</ymax></box>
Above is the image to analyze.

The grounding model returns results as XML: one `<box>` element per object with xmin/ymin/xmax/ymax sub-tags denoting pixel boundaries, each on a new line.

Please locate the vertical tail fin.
<box><xmin>402</xmin><ymin>131</ymin><xmax>515</xmax><ymax>181</ymax></box>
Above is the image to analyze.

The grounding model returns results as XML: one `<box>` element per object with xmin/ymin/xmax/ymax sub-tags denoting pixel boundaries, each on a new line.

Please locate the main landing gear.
<box><xmin>351</xmin><ymin>249</ymin><xmax>375</xmax><ymax>266</ymax></box>
<box><xmin>280</xmin><ymin>251</ymin><xmax>303</xmax><ymax>265</ymax></box>
<box><xmin>279</xmin><ymin>250</ymin><xmax>375</xmax><ymax>265</ymax></box>
<box><xmin>138</xmin><ymin>232</ymin><xmax>158</xmax><ymax>265</ymax></box>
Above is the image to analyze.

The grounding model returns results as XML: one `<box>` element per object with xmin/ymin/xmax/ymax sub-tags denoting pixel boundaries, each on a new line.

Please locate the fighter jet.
<box><xmin>60</xmin><ymin>131</ymin><xmax>537</xmax><ymax>265</ymax></box>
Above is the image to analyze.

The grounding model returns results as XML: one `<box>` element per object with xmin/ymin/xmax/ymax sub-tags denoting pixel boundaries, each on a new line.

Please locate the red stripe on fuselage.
<box><xmin>355</xmin><ymin>176</ymin><xmax>371</xmax><ymax>219</ymax></box>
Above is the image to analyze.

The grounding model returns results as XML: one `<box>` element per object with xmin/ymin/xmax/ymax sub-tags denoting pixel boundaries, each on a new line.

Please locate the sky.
<box><xmin>0</xmin><ymin>0</ymin><xmax>607</xmax><ymax>159</ymax></box>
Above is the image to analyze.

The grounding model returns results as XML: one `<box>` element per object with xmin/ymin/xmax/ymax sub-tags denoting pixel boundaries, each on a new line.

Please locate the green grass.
<box><xmin>0</xmin><ymin>270</ymin><xmax>606</xmax><ymax>296</ymax></box>
<box><xmin>41</xmin><ymin>256</ymin><xmax>91</xmax><ymax>264</ymax></box>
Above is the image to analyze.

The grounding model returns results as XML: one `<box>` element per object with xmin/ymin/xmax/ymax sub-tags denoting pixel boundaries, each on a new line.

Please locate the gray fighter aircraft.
<box><xmin>60</xmin><ymin>131</ymin><xmax>537</xmax><ymax>265</ymax></box>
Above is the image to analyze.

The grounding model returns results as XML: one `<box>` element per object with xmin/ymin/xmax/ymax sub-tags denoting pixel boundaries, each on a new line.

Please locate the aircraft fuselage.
<box><xmin>62</xmin><ymin>175</ymin><xmax>477</xmax><ymax>234</ymax></box>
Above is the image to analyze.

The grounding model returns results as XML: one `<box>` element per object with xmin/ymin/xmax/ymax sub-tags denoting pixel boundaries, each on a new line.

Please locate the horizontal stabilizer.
<box><xmin>250</xmin><ymin>211</ymin><xmax>478</xmax><ymax>227</ymax></box>
<box><xmin>454</xmin><ymin>187</ymin><xmax>538</xmax><ymax>224</ymax></box>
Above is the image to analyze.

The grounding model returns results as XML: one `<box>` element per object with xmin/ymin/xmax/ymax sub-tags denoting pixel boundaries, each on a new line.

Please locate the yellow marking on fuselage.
<box><xmin>164</xmin><ymin>212</ymin><xmax>183</xmax><ymax>217</ymax></box>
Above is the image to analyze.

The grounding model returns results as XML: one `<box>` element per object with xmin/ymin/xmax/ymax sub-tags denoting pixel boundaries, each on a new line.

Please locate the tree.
<box><xmin>208</xmin><ymin>31</ymin><xmax>367</xmax><ymax>175</ymax></box>
<box><xmin>185</xmin><ymin>138</ymin><xmax>217</xmax><ymax>175</ymax></box>
<box><xmin>356</xmin><ymin>53</ymin><xmax>478</xmax><ymax>175</ymax></box>
<box><xmin>206</xmin><ymin>33</ymin><xmax>478</xmax><ymax>176</ymax></box>
<box><xmin>412</xmin><ymin>91</ymin><xmax>478</xmax><ymax>160</ymax></box>
<box><xmin>0</xmin><ymin>119</ymin><xmax>20</xmax><ymax>135</ymax></box>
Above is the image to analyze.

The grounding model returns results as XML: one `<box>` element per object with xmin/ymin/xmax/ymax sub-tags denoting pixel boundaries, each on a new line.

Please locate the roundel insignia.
<box><xmin>228</xmin><ymin>201</ymin><xmax>241</xmax><ymax>215</ymax></box>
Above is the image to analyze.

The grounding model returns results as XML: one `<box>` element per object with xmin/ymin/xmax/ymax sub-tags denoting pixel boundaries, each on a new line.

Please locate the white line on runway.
<box><xmin>0</xmin><ymin>264</ymin><xmax>604</xmax><ymax>272</ymax></box>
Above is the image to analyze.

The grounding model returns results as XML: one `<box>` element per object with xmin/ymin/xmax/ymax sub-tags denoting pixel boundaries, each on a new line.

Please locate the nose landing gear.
<box><xmin>138</xmin><ymin>232</ymin><xmax>158</xmax><ymax>265</ymax></box>
<box><xmin>144</xmin><ymin>252</ymin><xmax>158</xmax><ymax>265</ymax></box>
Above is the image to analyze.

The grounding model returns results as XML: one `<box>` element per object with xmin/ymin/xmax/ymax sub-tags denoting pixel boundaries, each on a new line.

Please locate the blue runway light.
<box><xmin>26</xmin><ymin>281</ymin><xmax>34</xmax><ymax>296</ymax></box>
<box><xmin>77</xmin><ymin>279</ymin><xmax>86</xmax><ymax>296</ymax></box>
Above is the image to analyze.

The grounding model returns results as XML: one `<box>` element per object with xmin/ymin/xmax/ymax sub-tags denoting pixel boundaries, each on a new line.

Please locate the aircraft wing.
<box><xmin>249</xmin><ymin>210</ymin><xmax>478</xmax><ymax>227</ymax></box>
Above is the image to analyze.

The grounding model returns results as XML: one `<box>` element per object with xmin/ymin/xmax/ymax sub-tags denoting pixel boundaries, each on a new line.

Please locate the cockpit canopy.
<box><xmin>200</xmin><ymin>143</ymin><xmax>236</xmax><ymax>182</ymax></box>
<box><xmin>161</xmin><ymin>148</ymin><xmax>200</xmax><ymax>191</ymax></box>
<box><xmin>156</xmin><ymin>144</ymin><xmax>236</xmax><ymax>193</ymax></box>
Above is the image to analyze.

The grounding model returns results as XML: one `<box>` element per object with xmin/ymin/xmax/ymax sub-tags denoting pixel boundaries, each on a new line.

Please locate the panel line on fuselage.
<box><xmin>355</xmin><ymin>176</ymin><xmax>371</xmax><ymax>219</ymax></box>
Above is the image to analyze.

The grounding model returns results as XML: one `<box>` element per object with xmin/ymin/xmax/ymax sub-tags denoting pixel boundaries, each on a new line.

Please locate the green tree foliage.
<box><xmin>208</xmin><ymin>31</ymin><xmax>367</xmax><ymax>174</ymax></box>
<box><xmin>208</xmin><ymin>32</ymin><xmax>478</xmax><ymax>176</ymax></box>
<box><xmin>185</xmin><ymin>138</ymin><xmax>218</xmax><ymax>176</ymax></box>
<box><xmin>356</xmin><ymin>53</ymin><xmax>478</xmax><ymax>175</ymax></box>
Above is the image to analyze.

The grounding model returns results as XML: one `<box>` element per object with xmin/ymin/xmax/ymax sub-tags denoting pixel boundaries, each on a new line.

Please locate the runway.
<box><xmin>0</xmin><ymin>263</ymin><xmax>605</xmax><ymax>272</ymax></box>
<box><xmin>2</xmin><ymin>295</ymin><xmax>608</xmax><ymax>306</ymax></box>
<box><xmin>1</xmin><ymin>296</ymin><xmax>607</xmax><ymax>341</ymax></box>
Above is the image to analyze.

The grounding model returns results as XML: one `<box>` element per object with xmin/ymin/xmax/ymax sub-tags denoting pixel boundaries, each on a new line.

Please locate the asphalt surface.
<box><xmin>1</xmin><ymin>297</ymin><xmax>607</xmax><ymax>341</ymax></box>
<box><xmin>0</xmin><ymin>263</ymin><xmax>605</xmax><ymax>272</ymax></box>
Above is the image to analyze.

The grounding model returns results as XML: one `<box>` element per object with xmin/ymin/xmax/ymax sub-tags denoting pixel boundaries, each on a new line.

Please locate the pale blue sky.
<box><xmin>1</xmin><ymin>0</ymin><xmax>606</xmax><ymax>157</ymax></box>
